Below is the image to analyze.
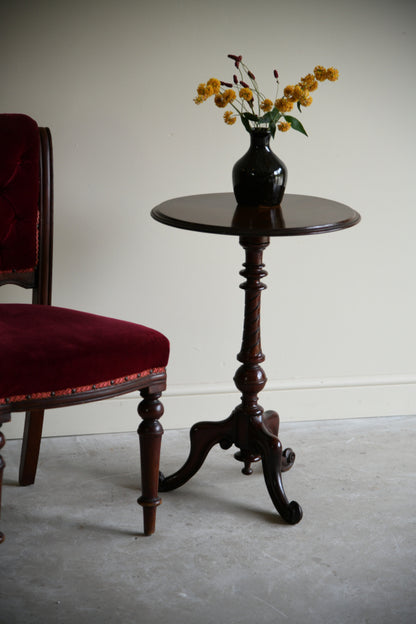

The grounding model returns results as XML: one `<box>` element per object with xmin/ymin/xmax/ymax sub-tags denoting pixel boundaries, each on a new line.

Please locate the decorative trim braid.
<box><xmin>0</xmin><ymin>268</ymin><xmax>35</xmax><ymax>276</ymax></box>
<box><xmin>0</xmin><ymin>367</ymin><xmax>166</xmax><ymax>405</ymax></box>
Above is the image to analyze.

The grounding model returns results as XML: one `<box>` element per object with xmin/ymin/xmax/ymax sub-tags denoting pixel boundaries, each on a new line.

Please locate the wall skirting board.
<box><xmin>4</xmin><ymin>374</ymin><xmax>416</xmax><ymax>439</ymax></box>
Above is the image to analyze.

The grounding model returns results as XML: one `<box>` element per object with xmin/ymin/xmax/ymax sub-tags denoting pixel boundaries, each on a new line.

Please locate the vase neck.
<box><xmin>250</xmin><ymin>129</ymin><xmax>271</xmax><ymax>148</ymax></box>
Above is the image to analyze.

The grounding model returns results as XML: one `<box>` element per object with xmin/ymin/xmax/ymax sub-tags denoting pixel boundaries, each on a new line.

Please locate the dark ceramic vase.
<box><xmin>232</xmin><ymin>128</ymin><xmax>287</xmax><ymax>206</ymax></box>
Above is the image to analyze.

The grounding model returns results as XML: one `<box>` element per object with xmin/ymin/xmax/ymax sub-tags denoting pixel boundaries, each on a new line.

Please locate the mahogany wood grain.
<box><xmin>137</xmin><ymin>385</ymin><xmax>165</xmax><ymax>536</ymax></box>
<box><xmin>154</xmin><ymin>193</ymin><xmax>360</xmax><ymax>526</ymax></box>
<box><xmin>151</xmin><ymin>193</ymin><xmax>360</xmax><ymax>237</ymax></box>
<box><xmin>159</xmin><ymin>235</ymin><xmax>302</xmax><ymax>523</ymax></box>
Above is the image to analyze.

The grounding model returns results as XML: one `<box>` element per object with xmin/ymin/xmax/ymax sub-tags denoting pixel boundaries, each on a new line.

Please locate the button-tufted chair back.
<box><xmin>0</xmin><ymin>114</ymin><xmax>52</xmax><ymax>304</ymax></box>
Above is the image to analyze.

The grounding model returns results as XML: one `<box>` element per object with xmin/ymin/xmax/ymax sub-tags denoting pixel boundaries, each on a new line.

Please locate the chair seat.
<box><xmin>0</xmin><ymin>304</ymin><xmax>169</xmax><ymax>403</ymax></box>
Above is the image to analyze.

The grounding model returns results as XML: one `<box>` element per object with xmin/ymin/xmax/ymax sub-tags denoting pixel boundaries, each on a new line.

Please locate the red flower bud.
<box><xmin>240</xmin><ymin>81</ymin><xmax>249</xmax><ymax>88</ymax></box>
<box><xmin>233</xmin><ymin>74</ymin><xmax>238</xmax><ymax>84</ymax></box>
<box><xmin>273</xmin><ymin>69</ymin><xmax>279</xmax><ymax>79</ymax></box>
<box><xmin>248</xmin><ymin>71</ymin><xmax>256</xmax><ymax>80</ymax></box>
<box><xmin>228</xmin><ymin>54</ymin><xmax>242</xmax><ymax>70</ymax></box>
<box><xmin>221</xmin><ymin>81</ymin><xmax>233</xmax><ymax>87</ymax></box>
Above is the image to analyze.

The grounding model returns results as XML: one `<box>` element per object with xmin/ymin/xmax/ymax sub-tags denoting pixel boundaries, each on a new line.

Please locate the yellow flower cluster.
<box><xmin>278</xmin><ymin>121</ymin><xmax>291</xmax><ymax>132</ymax></box>
<box><xmin>194</xmin><ymin>78</ymin><xmax>222</xmax><ymax>104</ymax></box>
<box><xmin>325</xmin><ymin>67</ymin><xmax>339</xmax><ymax>81</ymax></box>
<box><xmin>313</xmin><ymin>65</ymin><xmax>327</xmax><ymax>81</ymax></box>
<box><xmin>274</xmin><ymin>65</ymin><xmax>338</xmax><ymax>114</ymax></box>
<box><xmin>312</xmin><ymin>66</ymin><xmax>339</xmax><ymax>82</ymax></box>
<box><xmin>274</xmin><ymin>97</ymin><xmax>294</xmax><ymax>113</ymax></box>
<box><xmin>194</xmin><ymin>57</ymin><xmax>339</xmax><ymax>135</ymax></box>
<box><xmin>213</xmin><ymin>89</ymin><xmax>236</xmax><ymax>108</ymax></box>
<box><xmin>239</xmin><ymin>87</ymin><xmax>253</xmax><ymax>102</ymax></box>
<box><xmin>260</xmin><ymin>99</ymin><xmax>273</xmax><ymax>113</ymax></box>
<box><xmin>224</xmin><ymin>111</ymin><xmax>237</xmax><ymax>125</ymax></box>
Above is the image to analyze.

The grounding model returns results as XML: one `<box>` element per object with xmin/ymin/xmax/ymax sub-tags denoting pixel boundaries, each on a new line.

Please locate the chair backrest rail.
<box><xmin>0</xmin><ymin>122</ymin><xmax>53</xmax><ymax>305</ymax></box>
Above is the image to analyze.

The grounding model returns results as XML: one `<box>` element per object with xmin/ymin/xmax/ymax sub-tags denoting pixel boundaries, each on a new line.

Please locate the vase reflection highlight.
<box><xmin>232</xmin><ymin>204</ymin><xmax>286</xmax><ymax>230</ymax></box>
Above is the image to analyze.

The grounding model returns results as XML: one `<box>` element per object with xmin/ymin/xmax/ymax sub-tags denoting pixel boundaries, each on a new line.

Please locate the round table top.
<box><xmin>151</xmin><ymin>193</ymin><xmax>360</xmax><ymax>237</ymax></box>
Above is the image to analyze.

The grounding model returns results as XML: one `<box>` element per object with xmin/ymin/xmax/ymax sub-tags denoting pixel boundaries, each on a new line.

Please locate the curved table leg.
<box><xmin>235</xmin><ymin>410</ymin><xmax>296</xmax><ymax>474</ymax></box>
<box><xmin>252</xmin><ymin>417</ymin><xmax>303</xmax><ymax>525</ymax></box>
<box><xmin>263</xmin><ymin>410</ymin><xmax>296</xmax><ymax>473</ymax></box>
<box><xmin>159</xmin><ymin>415</ymin><xmax>234</xmax><ymax>492</ymax></box>
<box><xmin>158</xmin><ymin>235</ymin><xmax>303</xmax><ymax>527</ymax></box>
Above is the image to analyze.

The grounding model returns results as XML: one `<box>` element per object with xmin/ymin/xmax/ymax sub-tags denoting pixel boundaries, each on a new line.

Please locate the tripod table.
<box><xmin>151</xmin><ymin>193</ymin><xmax>360</xmax><ymax>524</ymax></box>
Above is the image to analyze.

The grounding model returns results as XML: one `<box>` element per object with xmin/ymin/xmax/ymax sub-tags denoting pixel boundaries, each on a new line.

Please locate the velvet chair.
<box><xmin>0</xmin><ymin>114</ymin><xmax>170</xmax><ymax>541</ymax></box>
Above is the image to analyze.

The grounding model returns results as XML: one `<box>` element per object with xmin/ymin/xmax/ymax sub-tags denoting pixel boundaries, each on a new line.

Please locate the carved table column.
<box><xmin>152</xmin><ymin>193</ymin><xmax>360</xmax><ymax>525</ymax></box>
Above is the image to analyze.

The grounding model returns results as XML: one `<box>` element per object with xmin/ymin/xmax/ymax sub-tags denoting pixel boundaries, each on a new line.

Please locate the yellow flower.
<box><xmin>293</xmin><ymin>85</ymin><xmax>305</xmax><ymax>101</ymax></box>
<box><xmin>300</xmin><ymin>74</ymin><xmax>318</xmax><ymax>91</ymax></box>
<box><xmin>239</xmin><ymin>87</ymin><xmax>253</xmax><ymax>102</ymax></box>
<box><xmin>299</xmin><ymin>93</ymin><xmax>313</xmax><ymax>107</ymax></box>
<box><xmin>274</xmin><ymin>98</ymin><xmax>294</xmax><ymax>113</ymax></box>
<box><xmin>207</xmin><ymin>78</ymin><xmax>221</xmax><ymax>94</ymax></box>
<box><xmin>214</xmin><ymin>94</ymin><xmax>227</xmax><ymax>108</ymax></box>
<box><xmin>278</xmin><ymin>121</ymin><xmax>291</xmax><ymax>132</ymax></box>
<box><xmin>260</xmin><ymin>98</ymin><xmax>273</xmax><ymax>112</ymax></box>
<box><xmin>195</xmin><ymin>56</ymin><xmax>339</xmax><ymax>137</ymax></box>
<box><xmin>196</xmin><ymin>83</ymin><xmax>214</xmax><ymax>100</ymax></box>
<box><xmin>224</xmin><ymin>111</ymin><xmax>237</xmax><ymax>125</ymax></box>
<box><xmin>223</xmin><ymin>89</ymin><xmax>237</xmax><ymax>104</ymax></box>
<box><xmin>314</xmin><ymin>65</ymin><xmax>327</xmax><ymax>81</ymax></box>
<box><xmin>283</xmin><ymin>85</ymin><xmax>296</xmax><ymax>101</ymax></box>
<box><xmin>325</xmin><ymin>67</ymin><xmax>339</xmax><ymax>81</ymax></box>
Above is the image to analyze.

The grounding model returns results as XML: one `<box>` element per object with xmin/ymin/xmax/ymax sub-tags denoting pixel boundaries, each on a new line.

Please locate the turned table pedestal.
<box><xmin>151</xmin><ymin>193</ymin><xmax>360</xmax><ymax>524</ymax></box>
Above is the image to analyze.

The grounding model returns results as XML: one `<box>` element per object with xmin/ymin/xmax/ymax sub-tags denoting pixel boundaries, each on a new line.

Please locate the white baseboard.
<box><xmin>3</xmin><ymin>374</ymin><xmax>416</xmax><ymax>440</ymax></box>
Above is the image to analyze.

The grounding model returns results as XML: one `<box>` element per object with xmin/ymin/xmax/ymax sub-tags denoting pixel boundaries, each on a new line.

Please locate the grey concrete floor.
<box><xmin>0</xmin><ymin>415</ymin><xmax>415</xmax><ymax>624</ymax></box>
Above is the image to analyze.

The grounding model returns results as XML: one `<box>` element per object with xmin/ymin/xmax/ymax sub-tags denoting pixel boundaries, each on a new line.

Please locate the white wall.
<box><xmin>2</xmin><ymin>0</ymin><xmax>416</xmax><ymax>438</ymax></box>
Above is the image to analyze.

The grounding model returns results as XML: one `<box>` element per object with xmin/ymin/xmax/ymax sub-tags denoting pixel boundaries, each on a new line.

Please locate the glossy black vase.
<box><xmin>232</xmin><ymin>128</ymin><xmax>287</xmax><ymax>206</ymax></box>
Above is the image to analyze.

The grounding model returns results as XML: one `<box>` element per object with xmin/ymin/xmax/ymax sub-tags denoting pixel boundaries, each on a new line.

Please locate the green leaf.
<box><xmin>240</xmin><ymin>115</ymin><xmax>252</xmax><ymax>133</ymax></box>
<box><xmin>258</xmin><ymin>109</ymin><xmax>282</xmax><ymax>125</ymax></box>
<box><xmin>257</xmin><ymin>112</ymin><xmax>271</xmax><ymax>124</ymax></box>
<box><xmin>241</xmin><ymin>112</ymin><xmax>259</xmax><ymax>123</ymax></box>
<box><xmin>270</xmin><ymin>108</ymin><xmax>282</xmax><ymax>122</ymax></box>
<box><xmin>284</xmin><ymin>115</ymin><xmax>308</xmax><ymax>136</ymax></box>
<box><xmin>269</xmin><ymin>120</ymin><xmax>276</xmax><ymax>139</ymax></box>
<box><xmin>297</xmin><ymin>101</ymin><xmax>302</xmax><ymax>114</ymax></box>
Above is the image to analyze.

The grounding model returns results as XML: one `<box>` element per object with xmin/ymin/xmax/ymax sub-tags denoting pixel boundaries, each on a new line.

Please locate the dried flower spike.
<box><xmin>228</xmin><ymin>53</ymin><xmax>243</xmax><ymax>68</ymax></box>
<box><xmin>194</xmin><ymin>55</ymin><xmax>338</xmax><ymax>136</ymax></box>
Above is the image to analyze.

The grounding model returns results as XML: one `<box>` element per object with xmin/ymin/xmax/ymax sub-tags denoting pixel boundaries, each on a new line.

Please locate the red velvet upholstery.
<box><xmin>0</xmin><ymin>304</ymin><xmax>169</xmax><ymax>402</ymax></box>
<box><xmin>0</xmin><ymin>114</ymin><xmax>40</xmax><ymax>273</ymax></box>
<box><xmin>0</xmin><ymin>114</ymin><xmax>170</xmax><ymax>537</ymax></box>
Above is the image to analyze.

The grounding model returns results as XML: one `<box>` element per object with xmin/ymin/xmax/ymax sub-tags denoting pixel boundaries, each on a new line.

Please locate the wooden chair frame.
<box><xmin>0</xmin><ymin>127</ymin><xmax>166</xmax><ymax>541</ymax></box>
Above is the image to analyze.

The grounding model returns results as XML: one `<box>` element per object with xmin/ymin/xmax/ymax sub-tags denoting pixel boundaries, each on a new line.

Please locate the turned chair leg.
<box><xmin>137</xmin><ymin>387</ymin><xmax>164</xmax><ymax>536</ymax></box>
<box><xmin>0</xmin><ymin>426</ymin><xmax>6</xmax><ymax>543</ymax></box>
<box><xmin>19</xmin><ymin>409</ymin><xmax>44</xmax><ymax>486</ymax></box>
